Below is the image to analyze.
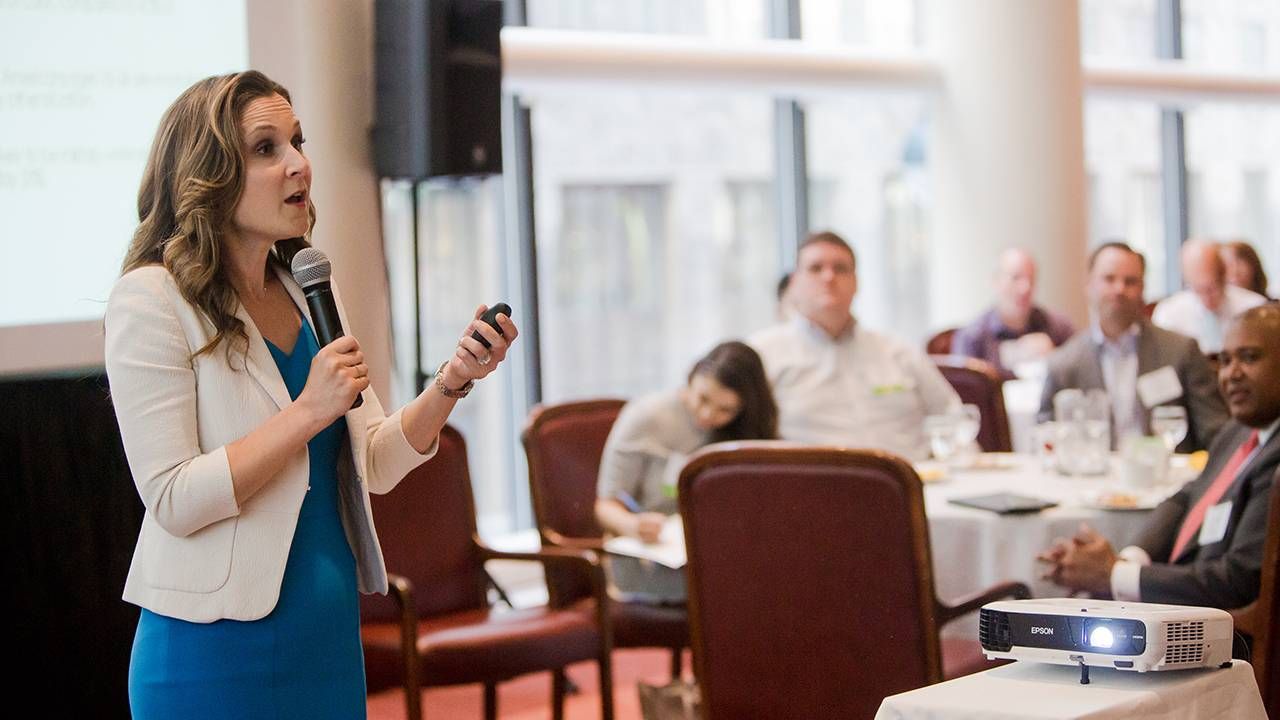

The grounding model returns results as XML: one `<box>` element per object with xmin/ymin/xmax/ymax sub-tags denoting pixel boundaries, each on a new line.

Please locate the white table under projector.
<box><xmin>979</xmin><ymin>598</ymin><xmax>1233</xmax><ymax>683</ymax></box>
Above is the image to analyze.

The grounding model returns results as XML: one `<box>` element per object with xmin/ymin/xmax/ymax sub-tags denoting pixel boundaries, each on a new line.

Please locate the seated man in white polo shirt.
<box><xmin>749</xmin><ymin>231</ymin><xmax>959</xmax><ymax>461</ymax></box>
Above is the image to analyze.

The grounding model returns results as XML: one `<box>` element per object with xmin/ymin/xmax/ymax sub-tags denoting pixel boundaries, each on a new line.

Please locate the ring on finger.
<box><xmin>478</xmin><ymin>352</ymin><xmax>492</xmax><ymax>366</ymax></box>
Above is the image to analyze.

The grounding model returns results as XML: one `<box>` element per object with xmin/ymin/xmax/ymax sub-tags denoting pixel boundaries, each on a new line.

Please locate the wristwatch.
<box><xmin>434</xmin><ymin>361</ymin><xmax>474</xmax><ymax>398</ymax></box>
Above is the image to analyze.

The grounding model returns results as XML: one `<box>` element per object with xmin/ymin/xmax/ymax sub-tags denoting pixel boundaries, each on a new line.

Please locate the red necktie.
<box><xmin>1168</xmin><ymin>430</ymin><xmax>1260</xmax><ymax>562</ymax></box>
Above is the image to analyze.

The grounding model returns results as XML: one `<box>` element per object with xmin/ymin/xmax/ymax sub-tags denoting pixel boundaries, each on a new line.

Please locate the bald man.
<box><xmin>952</xmin><ymin>247</ymin><xmax>1075</xmax><ymax>377</ymax></box>
<box><xmin>1038</xmin><ymin>305</ymin><xmax>1280</xmax><ymax>609</ymax></box>
<box><xmin>1153</xmin><ymin>239</ymin><xmax>1267</xmax><ymax>353</ymax></box>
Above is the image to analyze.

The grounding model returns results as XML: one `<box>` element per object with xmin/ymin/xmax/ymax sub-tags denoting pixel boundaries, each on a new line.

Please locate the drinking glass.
<box><xmin>1151</xmin><ymin>405</ymin><xmax>1188</xmax><ymax>452</ymax></box>
<box><xmin>1032</xmin><ymin>422</ymin><xmax>1058</xmax><ymax>472</ymax></box>
<box><xmin>955</xmin><ymin>403</ymin><xmax>982</xmax><ymax>449</ymax></box>
<box><xmin>925</xmin><ymin>414</ymin><xmax>960</xmax><ymax>464</ymax></box>
<box><xmin>1052</xmin><ymin>388</ymin><xmax>1110</xmax><ymax>475</ymax></box>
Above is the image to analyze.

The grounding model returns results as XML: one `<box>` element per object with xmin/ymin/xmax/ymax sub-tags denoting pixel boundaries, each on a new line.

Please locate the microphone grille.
<box><xmin>291</xmin><ymin>247</ymin><xmax>332</xmax><ymax>288</ymax></box>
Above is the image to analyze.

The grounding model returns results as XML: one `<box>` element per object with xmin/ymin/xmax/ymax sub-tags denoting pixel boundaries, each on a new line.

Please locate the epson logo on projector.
<box><xmin>1030</xmin><ymin>627</ymin><xmax>1054</xmax><ymax>635</ymax></box>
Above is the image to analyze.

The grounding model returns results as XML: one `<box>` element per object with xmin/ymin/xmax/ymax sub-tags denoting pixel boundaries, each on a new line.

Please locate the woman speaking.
<box><xmin>105</xmin><ymin>71</ymin><xmax>514</xmax><ymax>719</ymax></box>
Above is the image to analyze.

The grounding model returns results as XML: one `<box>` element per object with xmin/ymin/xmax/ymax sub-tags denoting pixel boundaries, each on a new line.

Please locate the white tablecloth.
<box><xmin>925</xmin><ymin>454</ymin><xmax>1195</xmax><ymax>637</ymax></box>
<box><xmin>875</xmin><ymin>660</ymin><xmax>1265</xmax><ymax>720</ymax></box>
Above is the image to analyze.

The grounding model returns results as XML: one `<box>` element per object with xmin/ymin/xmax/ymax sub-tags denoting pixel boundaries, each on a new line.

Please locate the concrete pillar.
<box><xmin>927</xmin><ymin>0</ymin><xmax>1089</xmax><ymax>330</ymax></box>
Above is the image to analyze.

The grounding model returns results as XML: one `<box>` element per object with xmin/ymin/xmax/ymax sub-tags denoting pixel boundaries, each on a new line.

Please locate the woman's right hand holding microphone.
<box><xmin>296</xmin><ymin>335</ymin><xmax>369</xmax><ymax>432</ymax></box>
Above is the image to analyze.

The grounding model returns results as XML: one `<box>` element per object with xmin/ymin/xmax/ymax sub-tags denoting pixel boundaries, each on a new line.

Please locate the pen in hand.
<box><xmin>615</xmin><ymin>491</ymin><xmax>664</xmax><ymax>543</ymax></box>
<box><xmin>614</xmin><ymin>490</ymin><xmax>644</xmax><ymax>513</ymax></box>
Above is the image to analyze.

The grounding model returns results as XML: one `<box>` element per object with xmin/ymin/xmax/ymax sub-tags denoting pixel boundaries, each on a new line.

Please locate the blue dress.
<box><xmin>129</xmin><ymin>315</ymin><xmax>366</xmax><ymax>719</ymax></box>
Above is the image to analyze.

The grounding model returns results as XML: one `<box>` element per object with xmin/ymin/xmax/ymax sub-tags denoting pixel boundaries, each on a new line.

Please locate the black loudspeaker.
<box><xmin>373</xmin><ymin>0</ymin><xmax>503</xmax><ymax>179</ymax></box>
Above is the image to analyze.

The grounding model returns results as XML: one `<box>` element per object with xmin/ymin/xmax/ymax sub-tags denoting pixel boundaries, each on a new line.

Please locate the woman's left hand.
<box><xmin>445</xmin><ymin>304</ymin><xmax>518</xmax><ymax>389</ymax></box>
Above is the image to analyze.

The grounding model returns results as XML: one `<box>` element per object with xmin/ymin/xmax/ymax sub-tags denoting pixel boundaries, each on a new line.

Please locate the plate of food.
<box><xmin>1078</xmin><ymin>489</ymin><xmax>1166</xmax><ymax>511</ymax></box>
<box><xmin>962</xmin><ymin>453</ymin><xmax>1021</xmax><ymax>471</ymax></box>
<box><xmin>914</xmin><ymin>461</ymin><xmax>948</xmax><ymax>484</ymax></box>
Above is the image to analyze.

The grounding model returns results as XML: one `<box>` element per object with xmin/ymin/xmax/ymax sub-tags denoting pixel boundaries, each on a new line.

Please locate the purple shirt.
<box><xmin>952</xmin><ymin>305</ymin><xmax>1076</xmax><ymax>376</ymax></box>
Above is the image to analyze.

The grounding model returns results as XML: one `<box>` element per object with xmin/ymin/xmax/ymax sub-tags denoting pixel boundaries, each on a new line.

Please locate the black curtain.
<box><xmin>1</xmin><ymin>374</ymin><xmax>141</xmax><ymax>718</ymax></box>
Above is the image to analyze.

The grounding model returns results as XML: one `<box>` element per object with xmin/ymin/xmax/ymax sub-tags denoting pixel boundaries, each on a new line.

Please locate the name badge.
<box><xmin>1137</xmin><ymin>366</ymin><xmax>1183</xmax><ymax>409</ymax></box>
<box><xmin>1198</xmin><ymin>500</ymin><xmax>1233</xmax><ymax>547</ymax></box>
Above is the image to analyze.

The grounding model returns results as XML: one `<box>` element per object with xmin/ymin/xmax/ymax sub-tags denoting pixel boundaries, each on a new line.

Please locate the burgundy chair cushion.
<box><xmin>363</xmin><ymin>605</ymin><xmax>601</xmax><ymax>689</ymax></box>
<box><xmin>566</xmin><ymin>598</ymin><xmax>689</xmax><ymax>649</ymax></box>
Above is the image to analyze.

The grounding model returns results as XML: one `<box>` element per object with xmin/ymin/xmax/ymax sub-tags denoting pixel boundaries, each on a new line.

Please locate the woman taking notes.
<box><xmin>106</xmin><ymin>71</ymin><xmax>516</xmax><ymax>719</ymax></box>
<box><xmin>595</xmin><ymin>341</ymin><xmax>778</xmax><ymax>601</ymax></box>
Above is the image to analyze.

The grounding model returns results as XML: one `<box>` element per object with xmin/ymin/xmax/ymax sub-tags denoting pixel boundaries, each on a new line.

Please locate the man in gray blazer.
<box><xmin>1038</xmin><ymin>304</ymin><xmax>1280</xmax><ymax>609</ymax></box>
<box><xmin>1037</xmin><ymin>242</ymin><xmax>1228</xmax><ymax>452</ymax></box>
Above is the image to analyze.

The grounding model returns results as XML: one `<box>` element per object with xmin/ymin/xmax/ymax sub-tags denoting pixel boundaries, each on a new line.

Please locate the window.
<box><xmin>804</xmin><ymin>95</ymin><xmax>932</xmax><ymax>342</ymax></box>
<box><xmin>1185</xmin><ymin>104</ymin><xmax>1280</xmax><ymax>295</ymax></box>
<box><xmin>1182</xmin><ymin>0</ymin><xmax>1279</xmax><ymax>73</ymax></box>
<box><xmin>1084</xmin><ymin>101</ymin><xmax>1167</xmax><ymax>296</ymax></box>
<box><xmin>799</xmin><ymin>0</ymin><xmax>923</xmax><ymax>47</ymax></box>
<box><xmin>528</xmin><ymin>0</ymin><xmax>766</xmax><ymax>39</ymax></box>
<box><xmin>547</xmin><ymin>183</ymin><xmax>669</xmax><ymax>398</ymax></box>
<box><xmin>1080</xmin><ymin>0</ymin><xmax>1157</xmax><ymax>61</ymax></box>
<box><xmin>381</xmin><ymin>177</ymin><xmax>529</xmax><ymax>535</ymax></box>
<box><xmin>528</xmin><ymin>88</ymin><xmax>780</xmax><ymax>401</ymax></box>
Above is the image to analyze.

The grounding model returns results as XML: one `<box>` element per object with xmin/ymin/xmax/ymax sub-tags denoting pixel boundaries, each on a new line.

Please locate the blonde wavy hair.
<box><xmin>121</xmin><ymin>70</ymin><xmax>316</xmax><ymax>366</ymax></box>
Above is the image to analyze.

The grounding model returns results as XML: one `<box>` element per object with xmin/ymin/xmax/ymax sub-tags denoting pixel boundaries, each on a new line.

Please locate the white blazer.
<box><xmin>105</xmin><ymin>264</ymin><xmax>435</xmax><ymax>623</ymax></box>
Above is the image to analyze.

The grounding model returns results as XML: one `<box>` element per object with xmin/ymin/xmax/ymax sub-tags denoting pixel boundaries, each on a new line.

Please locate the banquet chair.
<box><xmin>926</xmin><ymin>327</ymin><xmax>957</xmax><ymax>355</ymax></box>
<box><xmin>1231</xmin><ymin>466</ymin><xmax>1280</xmax><ymax>716</ymax></box>
<box><xmin>931</xmin><ymin>354</ymin><xmax>1013</xmax><ymax>452</ymax></box>
<box><xmin>522</xmin><ymin>399</ymin><xmax>690</xmax><ymax>679</ymax></box>
<box><xmin>361</xmin><ymin>425</ymin><xmax>615</xmax><ymax>720</ymax></box>
<box><xmin>679</xmin><ymin>443</ymin><xmax>1030</xmax><ymax>720</ymax></box>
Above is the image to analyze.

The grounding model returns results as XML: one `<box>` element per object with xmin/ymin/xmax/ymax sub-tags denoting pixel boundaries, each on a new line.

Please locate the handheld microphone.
<box><xmin>290</xmin><ymin>247</ymin><xmax>363</xmax><ymax>409</ymax></box>
<box><xmin>471</xmin><ymin>303</ymin><xmax>512</xmax><ymax>349</ymax></box>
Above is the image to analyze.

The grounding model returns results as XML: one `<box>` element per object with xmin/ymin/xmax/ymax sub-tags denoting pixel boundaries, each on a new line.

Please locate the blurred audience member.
<box><xmin>1154</xmin><ymin>239</ymin><xmax>1266</xmax><ymax>354</ymax></box>
<box><xmin>595</xmin><ymin>340</ymin><xmax>778</xmax><ymax>602</ymax></box>
<box><xmin>1038</xmin><ymin>305</ymin><xmax>1280</xmax><ymax>609</ymax></box>
<box><xmin>750</xmin><ymin>231</ymin><xmax>958</xmax><ymax>461</ymax></box>
<box><xmin>952</xmin><ymin>247</ymin><xmax>1075</xmax><ymax>377</ymax></box>
<box><xmin>1221</xmin><ymin>240</ymin><xmax>1272</xmax><ymax>300</ymax></box>
<box><xmin>1038</xmin><ymin>242</ymin><xmax>1227</xmax><ymax>451</ymax></box>
<box><xmin>776</xmin><ymin>270</ymin><xmax>794</xmax><ymax>321</ymax></box>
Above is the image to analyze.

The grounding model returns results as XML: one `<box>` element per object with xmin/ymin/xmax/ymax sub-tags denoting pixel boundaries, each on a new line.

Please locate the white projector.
<box><xmin>979</xmin><ymin>598</ymin><xmax>1233</xmax><ymax>676</ymax></box>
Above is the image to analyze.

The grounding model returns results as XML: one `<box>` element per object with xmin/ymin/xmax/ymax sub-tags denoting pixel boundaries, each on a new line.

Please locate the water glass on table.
<box><xmin>926</xmin><ymin>405</ymin><xmax>983</xmax><ymax>468</ymax></box>
<box><xmin>1052</xmin><ymin>388</ymin><xmax>1111</xmax><ymax>475</ymax></box>
<box><xmin>954</xmin><ymin>403</ymin><xmax>983</xmax><ymax>463</ymax></box>
<box><xmin>1032</xmin><ymin>421</ymin><xmax>1058</xmax><ymax>472</ymax></box>
<box><xmin>1151</xmin><ymin>405</ymin><xmax>1188</xmax><ymax>452</ymax></box>
<box><xmin>925</xmin><ymin>413</ymin><xmax>961</xmax><ymax>466</ymax></box>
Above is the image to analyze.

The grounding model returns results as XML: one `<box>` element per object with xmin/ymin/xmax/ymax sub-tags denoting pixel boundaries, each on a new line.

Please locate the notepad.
<box><xmin>603</xmin><ymin>515</ymin><xmax>687</xmax><ymax>568</ymax></box>
<box><xmin>948</xmin><ymin>493</ymin><xmax>1058</xmax><ymax>514</ymax></box>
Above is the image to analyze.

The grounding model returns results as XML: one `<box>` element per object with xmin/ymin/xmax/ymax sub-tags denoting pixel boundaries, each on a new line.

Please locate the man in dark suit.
<box><xmin>1038</xmin><ymin>304</ymin><xmax>1280</xmax><ymax>609</ymax></box>
<box><xmin>1037</xmin><ymin>242</ymin><xmax>1228</xmax><ymax>452</ymax></box>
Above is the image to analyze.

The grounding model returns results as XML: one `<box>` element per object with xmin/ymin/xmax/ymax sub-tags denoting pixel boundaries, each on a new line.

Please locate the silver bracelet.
<box><xmin>434</xmin><ymin>361</ymin><xmax>474</xmax><ymax>399</ymax></box>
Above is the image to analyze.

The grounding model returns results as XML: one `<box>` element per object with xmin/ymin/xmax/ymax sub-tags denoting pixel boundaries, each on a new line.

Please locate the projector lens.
<box><xmin>1089</xmin><ymin>626</ymin><xmax>1115</xmax><ymax>649</ymax></box>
